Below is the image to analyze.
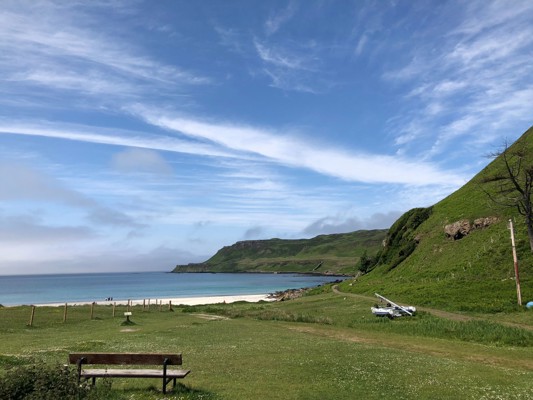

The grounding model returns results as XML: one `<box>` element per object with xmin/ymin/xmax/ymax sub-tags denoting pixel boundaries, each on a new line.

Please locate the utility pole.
<box><xmin>508</xmin><ymin>219</ymin><xmax>522</xmax><ymax>306</ymax></box>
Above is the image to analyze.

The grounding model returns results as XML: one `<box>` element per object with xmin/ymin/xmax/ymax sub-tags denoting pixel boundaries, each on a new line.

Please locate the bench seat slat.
<box><xmin>69</xmin><ymin>353</ymin><xmax>182</xmax><ymax>365</ymax></box>
<box><xmin>81</xmin><ymin>368</ymin><xmax>190</xmax><ymax>379</ymax></box>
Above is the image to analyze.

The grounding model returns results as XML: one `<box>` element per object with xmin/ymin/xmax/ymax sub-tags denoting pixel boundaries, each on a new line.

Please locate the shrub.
<box><xmin>0</xmin><ymin>364</ymin><xmax>78</xmax><ymax>399</ymax></box>
<box><xmin>378</xmin><ymin>207</ymin><xmax>432</xmax><ymax>271</ymax></box>
<box><xmin>0</xmin><ymin>363</ymin><xmax>114</xmax><ymax>400</ymax></box>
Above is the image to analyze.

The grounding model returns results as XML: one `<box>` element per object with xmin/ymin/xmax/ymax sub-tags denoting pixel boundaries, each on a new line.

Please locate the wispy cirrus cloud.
<box><xmin>385</xmin><ymin>0</ymin><xmax>533</xmax><ymax>159</ymax></box>
<box><xmin>0</xmin><ymin>108</ymin><xmax>465</xmax><ymax>193</ymax></box>
<box><xmin>253</xmin><ymin>39</ymin><xmax>322</xmax><ymax>93</ymax></box>
<box><xmin>264</xmin><ymin>1</ymin><xmax>298</xmax><ymax>35</ymax></box>
<box><xmin>0</xmin><ymin>121</ymin><xmax>234</xmax><ymax>159</ymax></box>
<box><xmin>254</xmin><ymin>40</ymin><xmax>312</xmax><ymax>70</ymax></box>
<box><xmin>132</xmin><ymin>106</ymin><xmax>466</xmax><ymax>187</ymax></box>
<box><xmin>215</xmin><ymin>26</ymin><xmax>247</xmax><ymax>55</ymax></box>
<box><xmin>0</xmin><ymin>1</ymin><xmax>210</xmax><ymax>105</ymax></box>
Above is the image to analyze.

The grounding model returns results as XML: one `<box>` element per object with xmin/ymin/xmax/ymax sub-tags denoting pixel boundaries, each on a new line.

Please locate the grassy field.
<box><xmin>1</xmin><ymin>288</ymin><xmax>532</xmax><ymax>399</ymax></box>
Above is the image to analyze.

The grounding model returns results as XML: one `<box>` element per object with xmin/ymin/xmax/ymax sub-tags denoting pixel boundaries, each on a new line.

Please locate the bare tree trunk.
<box><xmin>526</xmin><ymin>217</ymin><xmax>533</xmax><ymax>252</ymax></box>
<box><xmin>482</xmin><ymin>142</ymin><xmax>533</xmax><ymax>253</ymax></box>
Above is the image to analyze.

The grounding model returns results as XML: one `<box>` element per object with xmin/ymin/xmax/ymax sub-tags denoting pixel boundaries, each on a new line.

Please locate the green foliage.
<box><xmin>0</xmin><ymin>364</ymin><xmax>86</xmax><ymax>400</ymax></box>
<box><xmin>358</xmin><ymin>250</ymin><xmax>377</xmax><ymax>274</ymax></box>
<box><xmin>0</xmin><ymin>355</ymin><xmax>28</xmax><ymax>367</ymax></box>
<box><xmin>305</xmin><ymin>282</ymin><xmax>335</xmax><ymax>295</ymax></box>
<box><xmin>378</xmin><ymin>207</ymin><xmax>433</xmax><ymax>271</ymax></box>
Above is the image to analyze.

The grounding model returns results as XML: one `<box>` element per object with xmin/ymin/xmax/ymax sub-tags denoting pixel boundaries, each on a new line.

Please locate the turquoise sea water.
<box><xmin>0</xmin><ymin>272</ymin><xmax>342</xmax><ymax>306</ymax></box>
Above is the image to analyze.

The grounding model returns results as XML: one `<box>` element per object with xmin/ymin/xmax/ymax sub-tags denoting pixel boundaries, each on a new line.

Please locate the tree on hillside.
<box><xmin>481</xmin><ymin>140</ymin><xmax>533</xmax><ymax>252</ymax></box>
<box><xmin>358</xmin><ymin>250</ymin><xmax>376</xmax><ymax>274</ymax></box>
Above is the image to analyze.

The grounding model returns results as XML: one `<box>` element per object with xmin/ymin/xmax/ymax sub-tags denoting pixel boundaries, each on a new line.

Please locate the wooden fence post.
<box><xmin>63</xmin><ymin>303</ymin><xmax>68</xmax><ymax>323</ymax></box>
<box><xmin>90</xmin><ymin>302</ymin><xmax>95</xmax><ymax>319</ymax></box>
<box><xmin>508</xmin><ymin>219</ymin><xmax>522</xmax><ymax>306</ymax></box>
<box><xmin>112</xmin><ymin>302</ymin><xmax>116</xmax><ymax>317</ymax></box>
<box><xmin>28</xmin><ymin>305</ymin><xmax>36</xmax><ymax>327</ymax></box>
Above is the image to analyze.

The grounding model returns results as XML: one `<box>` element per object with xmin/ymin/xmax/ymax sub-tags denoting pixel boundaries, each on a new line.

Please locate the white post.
<box><xmin>508</xmin><ymin>219</ymin><xmax>522</xmax><ymax>306</ymax></box>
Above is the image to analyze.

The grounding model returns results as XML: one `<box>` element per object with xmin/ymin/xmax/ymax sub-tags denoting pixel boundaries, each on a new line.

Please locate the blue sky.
<box><xmin>1</xmin><ymin>0</ymin><xmax>532</xmax><ymax>275</ymax></box>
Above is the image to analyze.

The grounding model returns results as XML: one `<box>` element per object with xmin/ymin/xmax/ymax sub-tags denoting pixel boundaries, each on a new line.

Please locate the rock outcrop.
<box><xmin>444</xmin><ymin>217</ymin><xmax>499</xmax><ymax>240</ymax></box>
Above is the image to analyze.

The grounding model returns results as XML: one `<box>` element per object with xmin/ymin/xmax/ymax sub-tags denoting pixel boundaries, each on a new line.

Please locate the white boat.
<box><xmin>371</xmin><ymin>293</ymin><xmax>416</xmax><ymax>319</ymax></box>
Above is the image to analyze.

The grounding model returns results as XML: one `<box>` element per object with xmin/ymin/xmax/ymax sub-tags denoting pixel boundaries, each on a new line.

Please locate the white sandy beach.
<box><xmin>31</xmin><ymin>293</ymin><xmax>274</xmax><ymax>308</ymax></box>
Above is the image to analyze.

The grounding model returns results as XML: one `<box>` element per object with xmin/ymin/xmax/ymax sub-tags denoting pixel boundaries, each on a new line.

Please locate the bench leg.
<box><xmin>92</xmin><ymin>377</ymin><xmax>96</xmax><ymax>386</ymax></box>
<box><xmin>162</xmin><ymin>377</ymin><xmax>177</xmax><ymax>394</ymax></box>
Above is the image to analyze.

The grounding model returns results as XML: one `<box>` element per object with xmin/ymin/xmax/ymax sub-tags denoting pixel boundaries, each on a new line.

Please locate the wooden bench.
<box><xmin>68</xmin><ymin>353</ymin><xmax>190</xmax><ymax>394</ymax></box>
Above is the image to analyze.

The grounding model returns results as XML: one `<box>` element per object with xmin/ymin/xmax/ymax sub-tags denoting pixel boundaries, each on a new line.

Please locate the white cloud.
<box><xmin>0</xmin><ymin>122</ymin><xmax>235</xmax><ymax>159</ymax></box>
<box><xmin>244</xmin><ymin>226</ymin><xmax>265</xmax><ymax>239</ymax></box>
<box><xmin>0</xmin><ymin>240</ymin><xmax>203</xmax><ymax>275</ymax></box>
<box><xmin>252</xmin><ymin>37</ymin><xmax>325</xmax><ymax>92</ymax></box>
<box><xmin>303</xmin><ymin>211</ymin><xmax>403</xmax><ymax>236</ymax></box>
<box><xmin>87</xmin><ymin>207</ymin><xmax>145</xmax><ymax>229</ymax></box>
<box><xmin>10</xmin><ymin>68</ymin><xmax>138</xmax><ymax>97</ymax></box>
<box><xmin>454</xmin><ymin>0</ymin><xmax>533</xmax><ymax>36</ymax></box>
<box><xmin>0</xmin><ymin>213</ymin><xmax>96</xmax><ymax>244</ymax></box>
<box><xmin>254</xmin><ymin>40</ymin><xmax>308</xmax><ymax>70</ymax></box>
<box><xmin>355</xmin><ymin>34</ymin><xmax>368</xmax><ymax>56</ymax></box>
<box><xmin>0</xmin><ymin>160</ymin><xmax>144</xmax><ymax>231</ymax></box>
<box><xmin>0</xmin><ymin>161</ymin><xmax>94</xmax><ymax>207</ymax></box>
<box><xmin>0</xmin><ymin>1</ymin><xmax>210</xmax><ymax>105</ymax></box>
<box><xmin>215</xmin><ymin>26</ymin><xmax>246</xmax><ymax>54</ymax></box>
<box><xmin>111</xmin><ymin>148</ymin><xmax>173</xmax><ymax>175</ymax></box>
<box><xmin>134</xmin><ymin>107</ymin><xmax>466</xmax><ymax>187</ymax></box>
<box><xmin>265</xmin><ymin>1</ymin><xmax>298</xmax><ymax>35</ymax></box>
<box><xmin>384</xmin><ymin>0</ymin><xmax>533</xmax><ymax>159</ymax></box>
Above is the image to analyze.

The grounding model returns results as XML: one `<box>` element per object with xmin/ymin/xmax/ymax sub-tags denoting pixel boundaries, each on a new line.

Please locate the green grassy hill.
<box><xmin>341</xmin><ymin>126</ymin><xmax>533</xmax><ymax>312</ymax></box>
<box><xmin>173</xmin><ymin>229</ymin><xmax>387</xmax><ymax>275</ymax></box>
<box><xmin>174</xmin><ymin>126</ymin><xmax>533</xmax><ymax>313</ymax></box>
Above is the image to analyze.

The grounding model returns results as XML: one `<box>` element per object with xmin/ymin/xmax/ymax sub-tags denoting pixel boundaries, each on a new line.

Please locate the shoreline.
<box><xmin>22</xmin><ymin>293</ymin><xmax>275</xmax><ymax>308</ymax></box>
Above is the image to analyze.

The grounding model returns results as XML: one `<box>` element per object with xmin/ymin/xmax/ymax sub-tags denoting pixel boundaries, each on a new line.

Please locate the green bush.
<box><xmin>378</xmin><ymin>207</ymin><xmax>432</xmax><ymax>271</ymax></box>
<box><xmin>0</xmin><ymin>363</ymin><xmax>116</xmax><ymax>400</ymax></box>
<box><xmin>0</xmin><ymin>364</ymin><xmax>79</xmax><ymax>399</ymax></box>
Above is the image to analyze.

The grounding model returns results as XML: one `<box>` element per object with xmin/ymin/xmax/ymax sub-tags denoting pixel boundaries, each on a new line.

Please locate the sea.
<box><xmin>0</xmin><ymin>272</ymin><xmax>343</xmax><ymax>306</ymax></box>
